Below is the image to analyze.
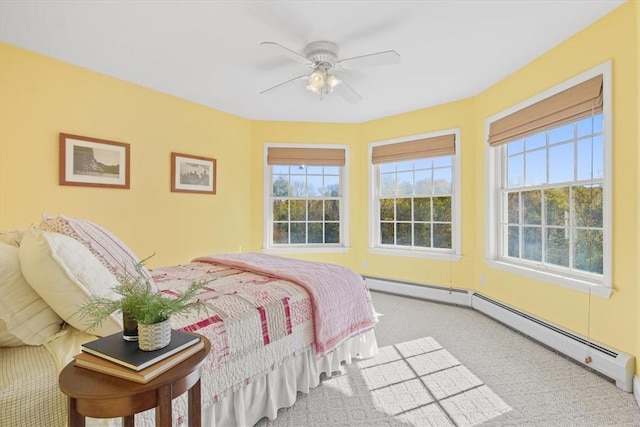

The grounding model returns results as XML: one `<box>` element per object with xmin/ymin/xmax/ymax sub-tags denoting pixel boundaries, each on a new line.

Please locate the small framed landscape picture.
<box><xmin>59</xmin><ymin>133</ymin><xmax>130</xmax><ymax>189</ymax></box>
<box><xmin>171</xmin><ymin>152</ymin><xmax>216</xmax><ymax>194</ymax></box>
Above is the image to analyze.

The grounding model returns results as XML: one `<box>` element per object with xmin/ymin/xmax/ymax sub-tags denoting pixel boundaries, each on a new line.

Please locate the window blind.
<box><xmin>488</xmin><ymin>74</ymin><xmax>603</xmax><ymax>147</ymax></box>
<box><xmin>371</xmin><ymin>134</ymin><xmax>455</xmax><ymax>164</ymax></box>
<box><xmin>267</xmin><ymin>147</ymin><xmax>345</xmax><ymax>166</ymax></box>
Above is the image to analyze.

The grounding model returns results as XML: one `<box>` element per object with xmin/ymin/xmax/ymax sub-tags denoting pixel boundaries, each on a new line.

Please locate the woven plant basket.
<box><xmin>138</xmin><ymin>318</ymin><xmax>171</xmax><ymax>351</ymax></box>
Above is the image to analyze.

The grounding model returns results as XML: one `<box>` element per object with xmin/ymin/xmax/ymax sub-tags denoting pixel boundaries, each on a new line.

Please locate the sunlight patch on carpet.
<box><xmin>356</xmin><ymin>336</ymin><xmax>512</xmax><ymax>426</ymax></box>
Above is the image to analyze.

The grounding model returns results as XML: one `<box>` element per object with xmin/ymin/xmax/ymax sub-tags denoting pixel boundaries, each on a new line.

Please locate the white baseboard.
<box><xmin>364</xmin><ymin>276</ymin><xmax>472</xmax><ymax>307</ymax></box>
<box><xmin>366</xmin><ymin>276</ymin><xmax>636</xmax><ymax>393</ymax></box>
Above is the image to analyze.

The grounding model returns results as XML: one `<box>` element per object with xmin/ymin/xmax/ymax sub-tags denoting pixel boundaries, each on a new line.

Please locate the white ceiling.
<box><xmin>0</xmin><ymin>1</ymin><xmax>625</xmax><ymax>124</ymax></box>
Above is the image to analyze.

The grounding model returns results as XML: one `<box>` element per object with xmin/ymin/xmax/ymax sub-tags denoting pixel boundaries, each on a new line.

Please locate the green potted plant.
<box><xmin>77</xmin><ymin>260</ymin><xmax>210</xmax><ymax>351</ymax></box>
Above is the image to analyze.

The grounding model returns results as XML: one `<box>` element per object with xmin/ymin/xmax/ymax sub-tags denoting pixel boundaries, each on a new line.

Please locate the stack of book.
<box><xmin>74</xmin><ymin>329</ymin><xmax>204</xmax><ymax>383</ymax></box>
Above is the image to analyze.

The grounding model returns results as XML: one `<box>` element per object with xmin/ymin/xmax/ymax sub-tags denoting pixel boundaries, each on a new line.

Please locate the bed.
<box><xmin>0</xmin><ymin>216</ymin><xmax>378</xmax><ymax>427</ymax></box>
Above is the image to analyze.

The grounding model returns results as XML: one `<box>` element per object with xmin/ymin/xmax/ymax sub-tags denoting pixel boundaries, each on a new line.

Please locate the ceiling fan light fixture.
<box><xmin>306</xmin><ymin>66</ymin><xmax>342</xmax><ymax>95</ymax></box>
<box><xmin>261</xmin><ymin>40</ymin><xmax>399</xmax><ymax>103</ymax></box>
<box><xmin>306</xmin><ymin>69</ymin><xmax>325</xmax><ymax>94</ymax></box>
<box><xmin>326</xmin><ymin>74</ymin><xmax>341</xmax><ymax>92</ymax></box>
<box><xmin>306</xmin><ymin>84</ymin><xmax>320</xmax><ymax>94</ymax></box>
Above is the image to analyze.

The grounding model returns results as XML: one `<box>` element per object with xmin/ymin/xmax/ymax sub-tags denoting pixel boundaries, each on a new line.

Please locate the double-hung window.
<box><xmin>486</xmin><ymin>65</ymin><xmax>611</xmax><ymax>296</ymax></box>
<box><xmin>369</xmin><ymin>131</ymin><xmax>460</xmax><ymax>259</ymax></box>
<box><xmin>264</xmin><ymin>144</ymin><xmax>348</xmax><ymax>251</ymax></box>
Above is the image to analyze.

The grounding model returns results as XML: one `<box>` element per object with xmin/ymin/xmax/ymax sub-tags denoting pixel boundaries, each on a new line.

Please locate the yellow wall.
<box><xmin>474</xmin><ymin>3</ymin><xmax>638</xmax><ymax>360</ymax></box>
<box><xmin>1</xmin><ymin>2</ymin><xmax>637</xmax><ymax>376</ymax></box>
<box><xmin>0</xmin><ymin>43</ymin><xmax>253</xmax><ymax>267</ymax></box>
<box><xmin>636</xmin><ymin>0</ymin><xmax>640</xmax><ymax>380</ymax></box>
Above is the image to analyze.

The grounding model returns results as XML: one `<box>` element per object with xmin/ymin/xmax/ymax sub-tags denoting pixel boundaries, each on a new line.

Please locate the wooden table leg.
<box><xmin>123</xmin><ymin>415</ymin><xmax>135</xmax><ymax>427</ymax></box>
<box><xmin>156</xmin><ymin>384</ymin><xmax>172</xmax><ymax>427</ymax></box>
<box><xmin>188</xmin><ymin>378</ymin><xmax>202</xmax><ymax>427</ymax></box>
<box><xmin>67</xmin><ymin>397</ymin><xmax>85</xmax><ymax>427</ymax></box>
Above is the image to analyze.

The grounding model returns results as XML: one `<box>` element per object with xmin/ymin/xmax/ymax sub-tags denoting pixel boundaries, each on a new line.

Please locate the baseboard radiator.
<box><xmin>364</xmin><ymin>276</ymin><xmax>635</xmax><ymax>393</ymax></box>
<box><xmin>364</xmin><ymin>276</ymin><xmax>472</xmax><ymax>307</ymax></box>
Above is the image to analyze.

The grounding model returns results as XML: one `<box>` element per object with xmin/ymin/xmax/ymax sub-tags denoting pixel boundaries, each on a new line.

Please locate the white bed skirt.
<box><xmin>203</xmin><ymin>330</ymin><xmax>378</xmax><ymax>427</ymax></box>
<box><xmin>39</xmin><ymin>327</ymin><xmax>377</xmax><ymax>427</ymax></box>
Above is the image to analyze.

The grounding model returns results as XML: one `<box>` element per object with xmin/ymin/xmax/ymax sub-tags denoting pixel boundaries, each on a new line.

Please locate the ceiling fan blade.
<box><xmin>334</xmin><ymin>77</ymin><xmax>363</xmax><ymax>104</ymax></box>
<box><xmin>260</xmin><ymin>75</ymin><xmax>308</xmax><ymax>95</ymax></box>
<box><xmin>336</xmin><ymin>50</ymin><xmax>401</xmax><ymax>70</ymax></box>
<box><xmin>260</xmin><ymin>42</ymin><xmax>313</xmax><ymax>67</ymax></box>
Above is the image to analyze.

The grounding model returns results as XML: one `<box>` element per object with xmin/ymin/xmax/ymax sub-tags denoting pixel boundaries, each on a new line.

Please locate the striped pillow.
<box><xmin>39</xmin><ymin>215</ymin><xmax>154</xmax><ymax>288</ymax></box>
<box><xmin>0</xmin><ymin>241</ymin><xmax>63</xmax><ymax>346</ymax></box>
<box><xmin>19</xmin><ymin>229</ymin><xmax>122</xmax><ymax>337</ymax></box>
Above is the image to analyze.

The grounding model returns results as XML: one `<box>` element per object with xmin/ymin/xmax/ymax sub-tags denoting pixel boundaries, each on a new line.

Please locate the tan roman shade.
<box><xmin>267</xmin><ymin>147</ymin><xmax>345</xmax><ymax>166</ymax></box>
<box><xmin>371</xmin><ymin>134</ymin><xmax>455</xmax><ymax>164</ymax></box>
<box><xmin>488</xmin><ymin>75</ymin><xmax>603</xmax><ymax>147</ymax></box>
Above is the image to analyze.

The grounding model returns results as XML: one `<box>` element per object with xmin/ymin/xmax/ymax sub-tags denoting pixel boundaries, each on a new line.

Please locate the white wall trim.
<box><xmin>634</xmin><ymin>376</ymin><xmax>640</xmax><ymax>409</ymax></box>
<box><xmin>364</xmin><ymin>276</ymin><xmax>472</xmax><ymax>307</ymax></box>
<box><xmin>368</xmin><ymin>247</ymin><xmax>462</xmax><ymax>261</ymax></box>
<box><xmin>262</xmin><ymin>246</ymin><xmax>349</xmax><ymax>255</ymax></box>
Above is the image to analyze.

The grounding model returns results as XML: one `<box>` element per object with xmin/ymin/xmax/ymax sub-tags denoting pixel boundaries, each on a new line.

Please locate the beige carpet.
<box><xmin>256</xmin><ymin>291</ymin><xmax>640</xmax><ymax>426</ymax></box>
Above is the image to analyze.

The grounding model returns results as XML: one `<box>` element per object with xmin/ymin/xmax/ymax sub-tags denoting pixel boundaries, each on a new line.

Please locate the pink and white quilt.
<box><xmin>151</xmin><ymin>253</ymin><xmax>377</xmax><ymax>407</ymax></box>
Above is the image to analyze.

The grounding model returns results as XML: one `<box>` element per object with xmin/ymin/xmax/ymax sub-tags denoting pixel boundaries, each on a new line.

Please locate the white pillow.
<box><xmin>39</xmin><ymin>215</ymin><xmax>155</xmax><ymax>288</ymax></box>
<box><xmin>19</xmin><ymin>229</ymin><xmax>123</xmax><ymax>337</ymax></box>
<box><xmin>0</xmin><ymin>241</ymin><xmax>62</xmax><ymax>346</ymax></box>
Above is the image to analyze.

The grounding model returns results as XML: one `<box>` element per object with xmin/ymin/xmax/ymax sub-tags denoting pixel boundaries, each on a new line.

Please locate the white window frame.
<box><xmin>485</xmin><ymin>62</ymin><xmax>612</xmax><ymax>298</ymax></box>
<box><xmin>263</xmin><ymin>143</ymin><xmax>350</xmax><ymax>254</ymax></box>
<box><xmin>368</xmin><ymin>129</ymin><xmax>462</xmax><ymax>260</ymax></box>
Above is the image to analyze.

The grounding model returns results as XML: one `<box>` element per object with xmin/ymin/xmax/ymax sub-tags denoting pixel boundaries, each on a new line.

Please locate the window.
<box><xmin>486</xmin><ymin>64</ymin><xmax>611</xmax><ymax>296</ymax></box>
<box><xmin>264</xmin><ymin>145</ymin><xmax>348</xmax><ymax>251</ymax></box>
<box><xmin>369</xmin><ymin>131</ymin><xmax>461</xmax><ymax>259</ymax></box>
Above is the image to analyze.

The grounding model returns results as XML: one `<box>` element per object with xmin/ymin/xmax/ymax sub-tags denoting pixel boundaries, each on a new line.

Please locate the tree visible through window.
<box><xmin>271</xmin><ymin>165</ymin><xmax>342</xmax><ymax>245</ymax></box>
<box><xmin>502</xmin><ymin>114</ymin><xmax>604</xmax><ymax>275</ymax></box>
<box><xmin>378</xmin><ymin>157</ymin><xmax>453</xmax><ymax>249</ymax></box>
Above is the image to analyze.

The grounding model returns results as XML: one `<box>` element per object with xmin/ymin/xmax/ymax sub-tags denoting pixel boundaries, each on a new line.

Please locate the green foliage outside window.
<box><xmin>271</xmin><ymin>166</ymin><xmax>341</xmax><ymax>245</ymax></box>
<box><xmin>503</xmin><ymin>113</ymin><xmax>604</xmax><ymax>277</ymax></box>
<box><xmin>379</xmin><ymin>196</ymin><xmax>452</xmax><ymax>248</ymax></box>
<box><xmin>505</xmin><ymin>185</ymin><xmax>603</xmax><ymax>274</ymax></box>
<box><xmin>378</xmin><ymin>155</ymin><xmax>454</xmax><ymax>250</ymax></box>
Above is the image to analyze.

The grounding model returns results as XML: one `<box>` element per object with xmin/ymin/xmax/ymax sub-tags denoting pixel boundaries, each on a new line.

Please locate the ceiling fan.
<box><xmin>259</xmin><ymin>41</ymin><xmax>401</xmax><ymax>104</ymax></box>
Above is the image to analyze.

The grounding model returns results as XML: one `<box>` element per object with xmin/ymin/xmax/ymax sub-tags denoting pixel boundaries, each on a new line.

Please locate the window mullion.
<box><xmin>322</xmin><ymin>199</ymin><xmax>326</xmax><ymax>244</ymax></box>
<box><xmin>568</xmin><ymin>185</ymin><xmax>575</xmax><ymax>270</ymax></box>
<box><xmin>541</xmin><ymin>188</ymin><xmax>546</xmax><ymax>267</ymax></box>
<box><xmin>430</xmin><ymin>197</ymin><xmax>434</xmax><ymax>247</ymax></box>
<box><xmin>393</xmin><ymin>197</ymin><xmax>397</xmax><ymax>246</ymax></box>
<box><xmin>518</xmin><ymin>191</ymin><xmax>523</xmax><ymax>261</ymax></box>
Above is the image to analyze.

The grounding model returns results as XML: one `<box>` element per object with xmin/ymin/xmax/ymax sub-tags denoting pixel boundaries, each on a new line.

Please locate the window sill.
<box><xmin>262</xmin><ymin>246</ymin><xmax>349</xmax><ymax>255</ymax></box>
<box><xmin>484</xmin><ymin>259</ymin><xmax>612</xmax><ymax>298</ymax></box>
<box><xmin>369</xmin><ymin>247</ymin><xmax>462</xmax><ymax>261</ymax></box>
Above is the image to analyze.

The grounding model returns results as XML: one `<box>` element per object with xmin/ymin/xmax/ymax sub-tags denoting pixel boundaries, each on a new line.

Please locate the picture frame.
<box><xmin>59</xmin><ymin>133</ymin><xmax>130</xmax><ymax>189</ymax></box>
<box><xmin>171</xmin><ymin>152</ymin><xmax>216</xmax><ymax>194</ymax></box>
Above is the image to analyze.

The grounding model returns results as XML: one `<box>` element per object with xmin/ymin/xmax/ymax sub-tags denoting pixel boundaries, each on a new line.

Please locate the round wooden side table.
<box><xmin>59</xmin><ymin>336</ymin><xmax>211</xmax><ymax>427</ymax></box>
